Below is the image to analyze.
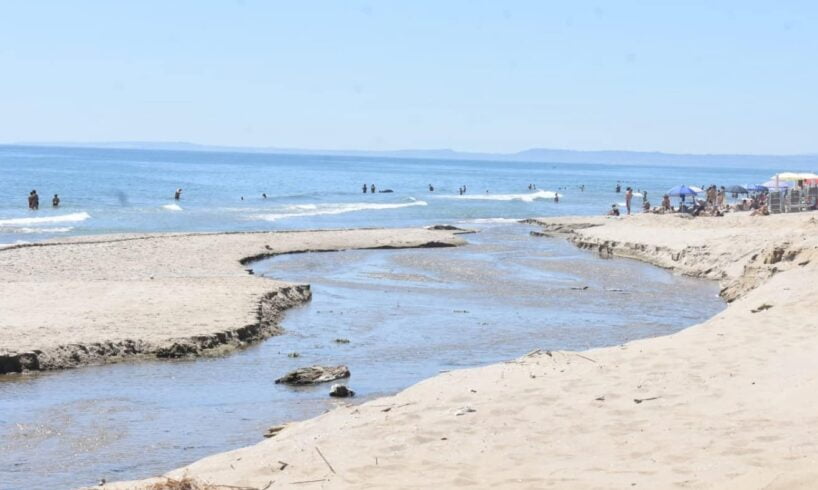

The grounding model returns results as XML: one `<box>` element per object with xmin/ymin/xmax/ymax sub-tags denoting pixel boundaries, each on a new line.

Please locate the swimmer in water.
<box><xmin>52</xmin><ymin>194</ymin><xmax>60</xmax><ymax>207</ymax></box>
<box><xmin>174</xmin><ymin>188</ymin><xmax>182</xmax><ymax>200</ymax></box>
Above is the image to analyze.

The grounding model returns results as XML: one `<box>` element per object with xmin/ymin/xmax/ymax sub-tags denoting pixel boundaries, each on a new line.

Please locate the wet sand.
<box><xmin>0</xmin><ymin>228</ymin><xmax>464</xmax><ymax>373</ymax></box>
<box><xmin>104</xmin><ymin>212</ymin><xmax>818</xmax><ymax>489</ymax></box>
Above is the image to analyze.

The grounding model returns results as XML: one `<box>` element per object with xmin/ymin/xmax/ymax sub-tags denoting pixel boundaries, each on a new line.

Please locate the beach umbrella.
<box><xmin>773</xmin><ymin>172</ymin><xmax>803</xmax><ymax>182</ymax></box>
<box><xmin>667</xmin><ymin>185</ymin><xmax>698</xmax><ymax>197</ymax></box>
<box><xmin>796</xmin><ymin>172</ymin><xmax>818</xmax><ymax>180</ymax></box>
<box><xmin>763</xmin><ymin>179</ymin><xmax>793</xmax><ymax>189</ymax></box>
<box><xmin>689</xmin><ymin>186</ymin><xmax>704</xmax><ymax>193</ymax></box>
<box><xmin>725</xmin><ymin>185</ymin><xmax>748</xmax><ymax>194</ymax></box>
<box><xmin>745</xmin><ymin>184</ymin><xmax>768</xmax><ymax>192</ymax></box>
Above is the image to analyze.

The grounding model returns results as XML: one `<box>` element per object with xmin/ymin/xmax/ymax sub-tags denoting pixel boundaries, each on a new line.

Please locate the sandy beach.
<box><xmin>96</xmin><ymin>212</ymin><xmax>818</xmax><ymax>489</ymax></box>
<box><xmin>0</xmin><ymin>228</ymin><xmax>465</xmax><ymax>373</ymax></box>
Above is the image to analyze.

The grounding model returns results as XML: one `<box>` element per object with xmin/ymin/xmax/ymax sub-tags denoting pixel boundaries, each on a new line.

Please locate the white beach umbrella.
<box><xmin>763</xmin><ymin>179</ymin><xmax>793</xmax><ymax>189</ymax></box>
<box><xmin>773</xmin><ymin>172</ymin><xmax>803</xmax><ymax>181</ymax></box>
<box><xmin>688</xmin><ymin>186</ymin><xmax>704</xmax><ymax>193</ymax></box>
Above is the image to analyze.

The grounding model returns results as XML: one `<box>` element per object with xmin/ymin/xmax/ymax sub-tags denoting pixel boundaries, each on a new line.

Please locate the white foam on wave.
<box><xmin>462</xmin><ymin>218</ymin><xmax>522</xmax><ymax>224</ymax></box>
<box><xmin>162</xmin><ymin>203</ymin><xmax>183</xmax><ymax>211</ymax></box>
<box><xmin>252</xmin><ymin>200</ymin><xmax>428</xmax><ymax>222</ymax></box>
<box><xmin>440</xmin><ymin>190</ymin><xmax>559</xmax><ymax>202</ymax></box>
<box><xmin>0</xmin><ymin>226</ymin><xmax>74</xmax><ymax>234</ymax></box>
<box><xmin>0</xmin><ymin>212</ymin><xmax>90</xmax><ymax>227</ymax></box>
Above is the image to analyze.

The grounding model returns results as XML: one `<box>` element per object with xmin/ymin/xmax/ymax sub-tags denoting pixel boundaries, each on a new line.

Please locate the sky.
<box><xmin>0</xmin><ymin>1</ymin><xmax>816</xmax><ymax>154</ymax></box>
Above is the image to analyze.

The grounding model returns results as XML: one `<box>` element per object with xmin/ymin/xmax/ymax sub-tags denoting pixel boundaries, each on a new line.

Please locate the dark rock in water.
<box><xmin>275</xmin><ymin>365</ymin><xmax>351</xmax><ymax>385</ymax></box>
<box><xmin>329</xmin><ymin>383</ymin><xmax>355</xmax><ymax>397</ymax></box>
<box><xmin>427</xmin><ymin>224</ymin><xmax>465</xmax><ymax>231</ymax></box>
<box><xmin>264</xmin><ymin>423</ymin><xmax>288</xmax><ymax>438</ymax></box>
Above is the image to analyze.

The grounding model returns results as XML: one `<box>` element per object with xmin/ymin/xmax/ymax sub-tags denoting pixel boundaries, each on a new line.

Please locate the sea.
<box><xmin>0</xmin><ymin>145</ymin><xmax>774</xmax><ymax>488</ymax></box>
<box><xmin>0</xmin><ymin>145</ymin><xmax>778</xmax><ymax>245</ymax></box>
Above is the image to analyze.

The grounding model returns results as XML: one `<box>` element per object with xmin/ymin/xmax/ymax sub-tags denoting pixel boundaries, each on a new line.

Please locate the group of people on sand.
<box><xmin>609</xmin><ymin>182</ymin><xmax>778</xmax><ymax>218</ymax></box>
<box><xmin>27</xmin><ymin>190</ymin><xmax>60</xmax><ymax>210</ymax></box>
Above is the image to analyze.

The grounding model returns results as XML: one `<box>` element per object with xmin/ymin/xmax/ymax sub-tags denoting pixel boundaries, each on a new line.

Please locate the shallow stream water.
<box><xmin>0</xmin><ymin>224</ymin><xmax>724</xmax><ymax>489</ymax></box>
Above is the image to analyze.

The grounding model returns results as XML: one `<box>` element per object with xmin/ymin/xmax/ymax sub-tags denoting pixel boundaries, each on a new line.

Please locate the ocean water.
<box><xmin>0</xmin><ymin>145</ymin><xmax>777</xmax><ymax>244</ymax></box>
<box><xmin>0</xmin><ymin>145</ymin><xmax>744</xmax><ymax>488</ymax></box>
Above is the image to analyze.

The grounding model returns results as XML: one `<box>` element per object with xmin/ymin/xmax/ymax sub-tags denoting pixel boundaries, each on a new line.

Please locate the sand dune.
<box><xmin>101</xmin><ymin>212</ymin><xmax>818</xmax><ymax>489</ymax></box>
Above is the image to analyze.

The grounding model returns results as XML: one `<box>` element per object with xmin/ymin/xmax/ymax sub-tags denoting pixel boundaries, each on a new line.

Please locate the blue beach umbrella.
<box><xmin>666</xmin><ymin>185</ymin><xmax>698</xmax><ymax>197</ymax></box>
<box><xmin>745</xmin><ymin>184</ymin><xmax>768</xmax><ymax>192</ymax></box>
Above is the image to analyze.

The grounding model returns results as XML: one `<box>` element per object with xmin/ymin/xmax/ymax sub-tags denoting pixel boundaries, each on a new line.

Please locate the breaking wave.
<box><xmin>440</xmin><ymin>190</ymin><xmax>559</xmax><ymax>202</ymax></box>
<box><xmin>0</xmin><ymin>212</ymin><xmax>90</xmax><ymax>227</ymax></box>
<box><xmin>251</xmin><ymin>200</ymin><xmax>428</xmax><ymax>222</ymax></box>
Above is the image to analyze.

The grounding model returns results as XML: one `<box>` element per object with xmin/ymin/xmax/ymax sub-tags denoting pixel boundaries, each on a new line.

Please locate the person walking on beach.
<box><xmin>52</xmin><ymin>194</ymin><xmax>60</xmax><ymax>207</ymax></box>
<box><xmin>625</xmin><ymin>187</ymin><xmax>633</xmax><ymax>215</ymax></box>
<box><xmin>362</xmin><ymin>184</ymin><xmax>367</xmax><ymax>194</ymax></box>
<box><xmin>174</xmin><ymin>188</ymin><xmax>182</xmax><ymax>200</ymax></box>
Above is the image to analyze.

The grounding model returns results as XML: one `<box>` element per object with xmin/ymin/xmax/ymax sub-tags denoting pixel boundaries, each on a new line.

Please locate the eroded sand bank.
<box><xmin>0</xmin><ymin>228</ymin><xmax>464</xmax><ymax>373</ymax></box>
<box><xmin>105</xmin><ymin>212</ymin><xmax>818</xmax><ymax>489</ymax></box>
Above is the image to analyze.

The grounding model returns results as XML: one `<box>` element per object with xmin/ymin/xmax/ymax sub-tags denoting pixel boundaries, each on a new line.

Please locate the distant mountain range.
<box><xmin>9</xmin><ymin>141</ymin><xmax>818</xmax><ymax>169</ymax></box>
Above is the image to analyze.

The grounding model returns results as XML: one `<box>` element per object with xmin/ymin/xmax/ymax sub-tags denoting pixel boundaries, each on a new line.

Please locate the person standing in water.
<box><xmin>362</xmin><ymin>184</ymin><xmax>367</xmax><ymax>193</ymax></box>
<box><xmin>625</xmin><ymin>187</ymin><xmax>633</xmax><ymax>215</ymax></box>
<box><xmin>52</xmin><ymin>194</ymin><xmax>60</xmax><ymax>207</ymax></box>
<box><xmin>29</xmin><ymin>190</ymin><xmax>40</xmax><ymax>210</ymax></box>
<box><xmin>174</xmin><ymin>188</ymin><xmax>182</xmax><ymax>200</ymax></box>
<box><xmin>615</xmin><ymin>183</ymin><xmax>621</xmax><ymax>193</ymax></box>
<box><xmin>371</xmin><ymin>184</ymin><xmax>376</xmax><ymax>193</ymax></box>
<box><xmin>429</xmin><ymin>184</ymin><xmax>434</xmax><ymax>192</ymax></box>
<box><xmin>554</xmin><ymin>193</ymin><xmax>559</xmax><ymax>203</ymax></box>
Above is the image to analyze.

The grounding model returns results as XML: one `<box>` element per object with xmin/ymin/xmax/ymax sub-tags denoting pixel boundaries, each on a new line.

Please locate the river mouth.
<box><xmin>0</xmin><ymin>223</ymin><xmax>723</xmax><ymax>489</ymax></box>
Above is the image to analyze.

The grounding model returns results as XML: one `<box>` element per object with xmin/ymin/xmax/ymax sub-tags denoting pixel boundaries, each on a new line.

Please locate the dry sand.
<box><xmin>0</xmin><ymin>228</ymin><xmax>465</xmax><ymax>373</ymax></box>
<box><xmin>103</xmin><ymin>212</ymin><xmax>818</xmax><ymax>489</ymax></box>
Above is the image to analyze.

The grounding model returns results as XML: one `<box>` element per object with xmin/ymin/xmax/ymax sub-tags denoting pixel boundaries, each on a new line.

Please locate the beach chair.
<box><xmin>787</xmin><ymin>190</ymin><xmax>805</xmax><ymax>213</ymax></box>
<box><xmin>808</xmin><ymin>187</ymin><xmax>818</xmax><ymax>209</ymax></box>
<box><xmin>768</xmin><ymin>191</ymin><xmax>782</xmax><ymax>214</ymax></box>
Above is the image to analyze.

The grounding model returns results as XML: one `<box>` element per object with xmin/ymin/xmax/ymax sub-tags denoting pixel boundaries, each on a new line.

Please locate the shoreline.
<box><xmin>0</xmin><ymin>227</ymin><xmax>466</xmax><ymax>374</ymax></box>
<box><xmin>102</xmin><ymin>212</ymin><xmax>818</xmax><ymax>489</ymax></box>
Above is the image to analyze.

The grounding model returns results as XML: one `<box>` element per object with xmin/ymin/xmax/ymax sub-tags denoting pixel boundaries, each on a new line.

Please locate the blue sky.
<box><xmin>1</xmin><ymin>1</ymin><xmax>815</xmax><ymax>154</ymax></box>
